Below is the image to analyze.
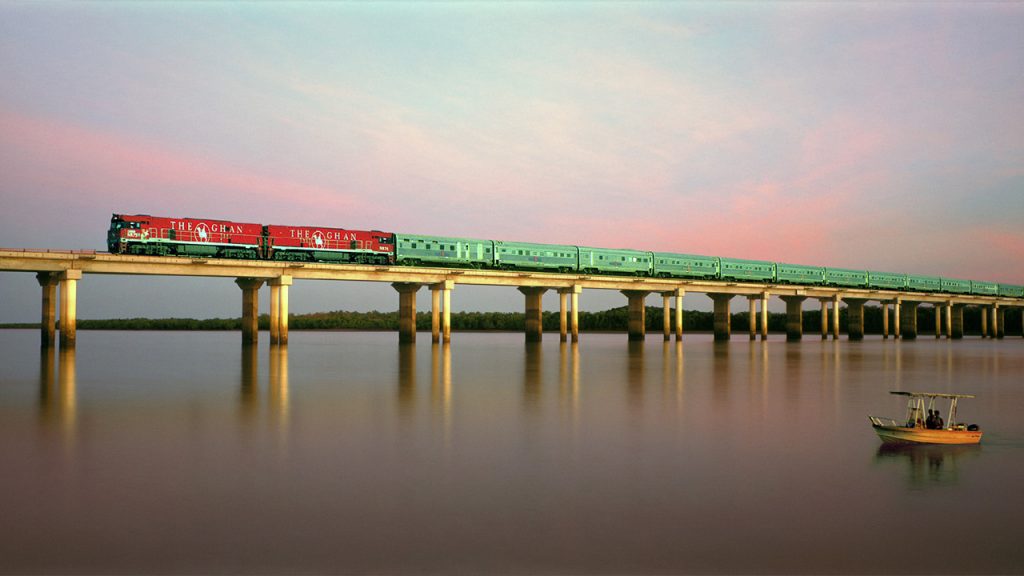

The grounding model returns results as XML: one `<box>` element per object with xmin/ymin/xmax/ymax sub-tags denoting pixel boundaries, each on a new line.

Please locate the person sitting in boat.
<box><xmin>926</xmin><ymin>409</ymin><xmax>936</xmax><ymax>429</ymax></box>
<box><xmin>933</xmin><ymin>410</ymin><xmax>944</xmax><ymax>430</ymax></box>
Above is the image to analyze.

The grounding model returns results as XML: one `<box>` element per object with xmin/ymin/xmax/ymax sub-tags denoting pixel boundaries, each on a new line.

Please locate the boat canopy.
<box><xmin>889</xmin><ymin>391</ymin><xmax>975</xmax><ymax>399</ymax></box>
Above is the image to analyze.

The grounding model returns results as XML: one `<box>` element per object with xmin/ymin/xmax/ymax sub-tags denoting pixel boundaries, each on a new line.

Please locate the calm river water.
<box><xmin>1</xmin><ymin>329</ymin><xmax>1023</xmax><ymax>574</ymax></box>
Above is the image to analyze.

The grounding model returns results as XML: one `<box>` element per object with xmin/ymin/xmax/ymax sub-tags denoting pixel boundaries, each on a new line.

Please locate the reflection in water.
<box><xmin>269</xmin><ymin>345</ymin><xmax>289</xmax><ymax>430</ymax></box>
<box><xmin>661</xmin><ymin>341</ymin><xmax>684</xmax><ymax>413</ymax></box>
<box><xmin>38</xmin><ymin>346</ymin><xmax>76</xmax><ymax>441</ymax></box>
<box><xmin>398</xmin><ymin>343</ymin><xmax>416</xmax><ymax>414</ymax></box>
<box><xmin>240</xmin><ymin>344</ymin><xmax>259</xmax><ymax>418</ymax></box>
<box><xmin>6</xmin><ymin>331</ymin><xmax>1024</xmax><ymax>574</ymax></box>
<box><xmin>627</xmin><ymin>340</ymin><xmax>645</xmax><ymax>410</ymax></box>
<box><xmin>523</xmin><ymin>342</ymin><xmax>543</xmax><ymax>409</ymax></box>
<box><xmin>559</xmin><ymin>342</ymin><xmax>580</xmax><ymax>424</ymax></box>
<box><xmin>431</xmin><ymin>343</ymin><xmax>452</xmax><ymax>439</ymax></box>
<box><xmin>239</xmin><ymin>345</ymin><xmax>290</xmax><ymax>437</ymax></box>
<box><xmin>874</xmin><ymin>443</ymin><xmax>981</xmax><ymax>489</ymax></box>
<box><xmin>712</xmin><ymin>342</ymin><xmax>730</xmax><ymax>406</ymax></box>
<box><xmin>748</xmin><ymin>342</ymin><xmax>769</xmax><ymax>417</ymax></box>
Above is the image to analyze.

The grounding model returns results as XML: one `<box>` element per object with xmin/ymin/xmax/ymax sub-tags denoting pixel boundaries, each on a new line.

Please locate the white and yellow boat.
<box><xmin>869</xmin><ymin>392</ymin><xmax>982</xmax><ymax>445</ymax></box>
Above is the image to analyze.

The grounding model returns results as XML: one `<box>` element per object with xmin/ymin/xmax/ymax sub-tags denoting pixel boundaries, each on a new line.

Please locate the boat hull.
<box><xmin>873</xmin><ymin>425</ymin><xmax>982</xmax><ymax>445</ymax></box>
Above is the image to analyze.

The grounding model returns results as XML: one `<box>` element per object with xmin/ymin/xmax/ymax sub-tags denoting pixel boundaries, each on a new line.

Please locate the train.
<box><xmin>107</xmin><ymin>213</ymin><xmax>1024</xmax><ymax>299</ymax></box>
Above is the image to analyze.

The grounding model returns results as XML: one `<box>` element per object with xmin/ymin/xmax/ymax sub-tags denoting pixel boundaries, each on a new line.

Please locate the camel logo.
<box><xmin>312</xmin><ymin>230</ymin><xmax>326</xmax><ymax>248</ymax></box>
<box><xmin>195</xmin><ymin>223</ymin><xmax>210</xmax><ymax>242</ymax></box>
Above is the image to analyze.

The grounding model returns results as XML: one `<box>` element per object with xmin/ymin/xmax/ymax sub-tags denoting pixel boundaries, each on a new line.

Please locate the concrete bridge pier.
<box><xmin>747</xmin><ymin>296</ymin><xmax>758</xmax><ymax>341</ymax></box>
<box><xmin>779</xmin><ymin>296</ymin><xmax>806</xmax><ymax>341</ymax></box>
<box><xmin>58</xmin><ymin>270</ymin><xmax>82</xmax><ymax>348</ymax></box>
<box><xmin>761</xmin><ymin>292</ymin><xmax>769</xmax><ymax>341</ymax></box>
<box><xmin>818</xmin><ymin>298</ymin><xmax>830</xmax><ymax>340</ymax></box>
<box><xmin>36</xmin><ymin>272</ymin><xmax>59</xmax><ymax>348</ymax></box>
<box><xmin>662</xmin><ymin>293</ymin><xmax>673</xmax><ymax>341</ymax></box>
<box><xmin>951</xmin><ymin>304</ymin><xmax>964</xmax><ymax>339</ymax></box>
<box><xmin>831</xmin><ymin>294</ymin><xmax>840</xmax><ymax>340</ymax></box>
<box><xmin>995</xmin><ymin>305</ymin><xmax>1004</xmax><ymax>339</ymax></box>
<box><xmin>235</xmin><ymin>278</ymin><xmax>265</xmax><ymax>345</ymax></box>
<box><xmin>934</xmin><ymin>304</ymin><xmax>942</xmax><ymax>338</ymax></box>
<box><xmin>268</xmin><ymin>275</ymin><xmax>292</xmax><ymax>345</ymax></box>
<box><xmin>519</xmin><ymin>287</ymin><xmax>548</xmax><ymax>342</ymax></box>
<box><xmin>710</xmin><ymin>294</ymin><xmax>734</xmax><ymax>342</ymax></box>
<box><xmin>431</xmin><ymin>280</ymin><xmax>454</xmax><ymax>343</ymax></box>
<box><xmin>944</xmin><ymin>303</ymin><xmax>952</xmax><ymax>339</ymax></box>
<box><xmin>622</xmin><ymin>290</ymin><xmax>651</xmax><ymax>341</ymax></box>
<box><xmin>900</xmin><ymin>301</ymin><xmax>919</xmax><ymax>340</ymax></box>
<box><xmin>559</xmin><ymin>285</ymin><xmax>582</xmax><ymax>343</ymax></box>
<box><xmin>673</xmin><ymin>289</ymin><xmax>684</xmax><ymax>341</ymax></box>
<box><xmin>894</xmin><ymin>299</ymin><xmax>902</xmax><ymax>340</ymax></box>
<box><xmin>981</xmin><ymin>306</ymin><xmax>988</xmax><ymax>338</ymax></box>
<box><xmin>559</xmin><ymin>291</ymin><xmax>569</xmax><ymax>342</ymax></box>
<box><xmin>844</xmin><ymin>298</ymin><xmax>868</xmax><ymax>341</ymax></box>
<box><xmin>881</xmin><ymin>302</ymin><xmax>889</xmax><ymax>339</ymax></box>
<box><xmin>392</xmin><ymin>283</ymin><xmax>422</xmax><ymax>344</ymax></box>
<box><xmin>743</xmin><ymin>292</ymin><xmax>769</xmax><ymax>341</ymax></box>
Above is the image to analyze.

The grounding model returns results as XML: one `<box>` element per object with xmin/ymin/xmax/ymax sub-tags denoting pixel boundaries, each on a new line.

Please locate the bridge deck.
<box><xmin>0</xmin><ymin>248</ymin><xmax>1018</xmax><ymax>305</ymax></box>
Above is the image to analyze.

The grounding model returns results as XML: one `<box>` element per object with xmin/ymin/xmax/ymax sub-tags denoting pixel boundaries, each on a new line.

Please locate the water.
<box><xmin>1</xmin><ymin>329</ymin><xmax>1023</xmax><ymax>574</ymax></box>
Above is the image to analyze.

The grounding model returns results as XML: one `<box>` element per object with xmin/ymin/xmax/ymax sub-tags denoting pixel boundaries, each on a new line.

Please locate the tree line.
<box><xmin>1</xmin><ymin>305</ymin><xmax>1019</xmax><ymax>335</ymax></box>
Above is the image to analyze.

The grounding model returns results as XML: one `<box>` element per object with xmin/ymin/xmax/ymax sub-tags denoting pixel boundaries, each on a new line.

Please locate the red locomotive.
<box><xmin>107</xmin><ymin>214</ymin><xmax>263</xmax><ymax>259</ymax></box>
<box><xmin>264</xmin><ymin>224</ymin><xmax>394</xmax><ymax>264</ymax></box>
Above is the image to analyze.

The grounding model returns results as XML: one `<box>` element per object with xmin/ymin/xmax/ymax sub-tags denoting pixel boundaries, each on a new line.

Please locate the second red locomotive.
<box><xmin>264</xmin><ymin>225</ymin><xmax>394</xmax><ymax>264</ymax></box>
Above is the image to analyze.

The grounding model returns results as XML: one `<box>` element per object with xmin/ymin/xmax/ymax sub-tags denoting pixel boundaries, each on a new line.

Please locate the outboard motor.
<box><xmin>967</xmin><ymin>424</ymin><xmax>980</xmax><ymax>431</ymax></box>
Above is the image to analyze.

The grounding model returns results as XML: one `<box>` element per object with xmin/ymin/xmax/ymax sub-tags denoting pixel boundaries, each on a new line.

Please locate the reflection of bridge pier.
<box><xmin>523</xmin><ymin>341</ymin><xmax>543</xmax><ymax>407</ymax></box>
<box><xmin>559</xmin><ymin>342</ymin><xmax>580</xmax><ymax>421</ymax></box>
<box><xmin>627</xmin><ymin>340</ymin><xmax>645</xmax><ymax>408</ymax></box>
<box><xmin>431</xmin><ymin>343</ymin><xmax>451</xmax><ymax>423</ymax></box>
<box><xmin>661</xmin><ymin>340</ymin><xmax>684</xmax><ymax>411</ymax></box>
<box><xmin>238</xmin><ymin>344</ymin><xmax>290</xmax><ymax>428</ymax></box>
<box><xmin>38</xmin><ymin>346</ymin><xmax>77</xmax><ymax>440</ymax></box>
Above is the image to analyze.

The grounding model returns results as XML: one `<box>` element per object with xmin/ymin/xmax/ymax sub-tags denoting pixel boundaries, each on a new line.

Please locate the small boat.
<box><xmin>869</xmin><ymin>391</ymin><xmax>982</xmax><ymax>445</ymax></box>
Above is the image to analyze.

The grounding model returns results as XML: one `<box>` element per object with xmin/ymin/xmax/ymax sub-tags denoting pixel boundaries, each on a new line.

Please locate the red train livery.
<box><xmin>107</xmin><ymin>214</ymin><xmax>263</xmax><ymax>259</ymax></box>
<box><xmin>265</xmin><ymin>225</ymin><xmax>393</xmax><ymax>264</ymax></box>
<box><xmin>108</xmin><ymin>214</ymin><xmax>395</xmax><ymax>264</ymax></box>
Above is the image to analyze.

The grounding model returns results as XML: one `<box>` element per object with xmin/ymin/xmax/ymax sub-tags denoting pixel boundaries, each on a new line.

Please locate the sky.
<box><xmin>1</xmin><ymin>1</ymin><xmax>1022</xmax><ymax>322</ymax></box>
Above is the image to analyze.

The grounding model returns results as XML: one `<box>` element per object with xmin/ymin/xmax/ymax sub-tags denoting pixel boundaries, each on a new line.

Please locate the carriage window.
<box><xmin>411</xmin><ymin>243</ymin><xmax>418</xmax><ymax>249</ymax></box>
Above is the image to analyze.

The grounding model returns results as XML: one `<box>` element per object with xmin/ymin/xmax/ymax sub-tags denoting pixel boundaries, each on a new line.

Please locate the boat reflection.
<box><xmin>874</xmin><ymin>443</ymin><xmax>981</xmax><ymax>489</ymax></box>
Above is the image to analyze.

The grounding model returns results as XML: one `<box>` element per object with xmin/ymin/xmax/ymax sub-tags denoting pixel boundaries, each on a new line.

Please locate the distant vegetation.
<box><xmin>1</xmin><ymin>305</ymin><xmax>1018</xmax><ymax>334</ymax></box>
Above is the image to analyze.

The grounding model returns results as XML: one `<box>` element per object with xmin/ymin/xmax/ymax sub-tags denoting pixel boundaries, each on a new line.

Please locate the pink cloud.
<box><xmin>0</xmin><ymin>109</ymin><xmax>367</xmax><ymax>224</ymax></box>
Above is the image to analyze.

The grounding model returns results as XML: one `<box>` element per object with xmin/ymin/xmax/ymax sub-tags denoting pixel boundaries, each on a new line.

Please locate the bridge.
<box><xmin>2</xmin><ymin>248</ymin><xmax>1020</xmax><ymax>348</ymax></box>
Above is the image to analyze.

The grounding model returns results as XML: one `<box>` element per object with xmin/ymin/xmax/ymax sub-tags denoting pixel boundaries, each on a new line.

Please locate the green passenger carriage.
<box><xmin>970</xmin><ymin>280</ymin><xmax>998</xmax><ymax>296</ymax></box>
<box><xmin>776</xmin><ymin>263</ymin><xmax>824</xmax><ymax>284</ymax></box>
<box><xmin>824</xmin><ymin>268</ymin><xmax>868</xmax><ymax>288</ymax></box>
<box><xmin>394</xmin><ymin>234</ymin><xmax>493</xmax><ymax>268</ymax></box>
<box><xmin>652</xmin><ymin>252</ymin><xmax>720</xmax><ymax>279</ymax></box>
<box><xmin>578</xmin><ymin>247</ymin><xmax>653</xmax><ymax>276</ymax></box>
<box><xmin>493</xmin><ymin>241</ymin><xmax>578</xmax><ymax>273</ymax></box>
<box><xmin>907</xmin><ymin>275</ymin><xmax>942</xmax><ymax>292</ymax></box>
<box><xmin>719</xmin><ymin>258</ymin><xmax>776</xmax><ymax>282</ymax></box>
<box><xmin>940</xmin><ymin>277</ymin><xmax>972</xmax><ymax>294</ymax></box>
<box><xmin>868</xmin><ymin>271</ymin><xmax>908</xmax><ymax>290</ymax></box>
<box><xmin>999</xmin><ymin>284</ymin><xmax>1024</xmax><ymax>298</ymax></box>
